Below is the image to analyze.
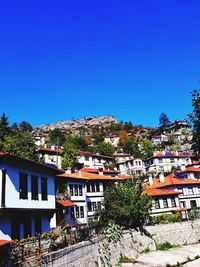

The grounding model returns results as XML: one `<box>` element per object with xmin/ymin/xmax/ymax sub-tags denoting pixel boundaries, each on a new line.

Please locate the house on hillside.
<box><xmin>113</xmin><ymin>153</ymin><xmax>146</xmax><ymax>176</ymax></box>
<box><xmin>36</xmin><ymin>147</ymin><xmax>63</xmax><ymax>169</ymax></box>
<box><xmin>76</xmin><ymin>151</ymin><xmax>113</xmax><ymax>170</ymax></box>
<box><xmin>55</xmin><ymin>170</ymin><xmax>126</xmax><ymax>226</ymax></box>
<box><xmin>0</xmin><ymin>153</ymin><xmax>62</xmax><ymax>241</ymax></box>
<box><xmin>145</xmin><ymin>151</ymin><xmax>192</xmax><ymax>175</ymax></box>
<box><xmin>146</xmin><ymin>172</ymin><xmax>200</xmax><ymax>217</ymax></box>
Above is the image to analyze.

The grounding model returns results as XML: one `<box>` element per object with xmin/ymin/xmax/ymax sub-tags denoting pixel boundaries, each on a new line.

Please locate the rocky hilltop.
<box><xmin>35</xmin><ymin>115</ymin><xmax>118</xmax><ymax>134</ymax></box>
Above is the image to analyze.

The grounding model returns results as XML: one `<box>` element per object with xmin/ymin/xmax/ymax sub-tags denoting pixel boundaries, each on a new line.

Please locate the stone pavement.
<box><xmin>120</xmin><ymin>244</ymin><xmax>200</xmax><ymax>267</ymax></box>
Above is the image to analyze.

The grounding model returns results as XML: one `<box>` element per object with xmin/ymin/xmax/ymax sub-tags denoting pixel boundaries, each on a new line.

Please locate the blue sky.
<box><xmin>0</xmin><ymin>1</ymin><xmax>200</xmax><ymax>127</ymax></box>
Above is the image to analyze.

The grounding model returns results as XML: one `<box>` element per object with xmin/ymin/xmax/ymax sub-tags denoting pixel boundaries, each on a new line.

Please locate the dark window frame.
<box><xmin>31</xmin><ymin>175</ymin><xmax>39</xmax><ymax>200</ymax></box>
<box><xmin>19</xmin><ymin>173</ymin><xmax>28</xmax><ymax>199</ymax></box>
<box><xmin>41</xmin><ymin>177</ymin><xmax>48</xmax><ymax>200</ymax></box>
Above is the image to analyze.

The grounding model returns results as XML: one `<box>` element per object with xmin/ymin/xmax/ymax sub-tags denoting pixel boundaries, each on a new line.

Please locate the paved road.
<box><xmin>120</xmin><ymin>244</ymin><xmax>200</xmax><ymax>267</ymax></box>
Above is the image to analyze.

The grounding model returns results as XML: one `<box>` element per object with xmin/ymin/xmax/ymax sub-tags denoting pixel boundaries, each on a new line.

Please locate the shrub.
<box><xmin>156</xmin><ymin>242</ymin><xmax>180</xmax><ymax>251</ymax></box>
<box><xmin>149</xmin><ymin>213</ymin><xmax>182</xmax><ymax>225</ymax></box>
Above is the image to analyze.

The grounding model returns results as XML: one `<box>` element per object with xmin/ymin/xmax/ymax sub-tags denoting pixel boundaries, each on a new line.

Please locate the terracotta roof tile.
<box><xmin>57</xmin><ymin>200</ymin><xmax>76</xmax><ymax>207</ymax></box>
<box><xmin>0</xmin><ymin>240</ymin><xmax>12</xmax><ymax>246</ymax></box>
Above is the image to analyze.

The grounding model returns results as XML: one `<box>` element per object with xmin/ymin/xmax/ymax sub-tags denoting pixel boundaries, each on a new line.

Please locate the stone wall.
<box><xmin>40</xmin><ymin>220</ymin><xmax>200</xmax><ymax>267</ymax></box>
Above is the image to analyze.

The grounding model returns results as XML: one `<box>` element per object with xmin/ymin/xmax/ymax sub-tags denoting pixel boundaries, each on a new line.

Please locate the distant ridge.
<box><xmin>35</xmin><ymin>115</ymin><xmax>118</xmax><ymax>134</ymax></box>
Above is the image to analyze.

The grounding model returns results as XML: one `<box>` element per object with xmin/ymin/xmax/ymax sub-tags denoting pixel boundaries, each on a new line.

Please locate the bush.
<box><xmin>156</xmin><ymin>242</ymin><xmax>180</xmax><ymax>251</ymax></box>
<box><xmin>149</xmin><ymin>214</ymin><xmax>182</xmax><ymax>225</ymax></box>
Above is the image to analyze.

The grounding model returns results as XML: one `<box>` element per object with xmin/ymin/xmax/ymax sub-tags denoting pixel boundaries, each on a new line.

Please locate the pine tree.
<box><xmin>189</xmin><ymin>90</ymin><xmax>200</xmax><ymax>158</ymax></box>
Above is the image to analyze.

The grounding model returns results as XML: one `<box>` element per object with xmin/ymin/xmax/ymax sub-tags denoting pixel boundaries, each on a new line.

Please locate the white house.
<box><xmin>113</xmin><ymin>153</ymin><xmax>146</xmax><ymax>176</ymax></box>
<box><xmin>146</xmin><ymin>172</ymin><xmax>200</xmax><ymax>217</ymax></box>
<box><xmin>145</xmin><ymin>151</ymin><xmax>192</xmax><ymax>175</ymax></box>
<box><xmin>77</xmin><ymin>152</ymin><xmax>113</xmax><ymax>170</ymax></box>
<box><xmin>55</xmin><ymin>170</ymin><xmax>124</xmax><ymax>226</ymax></box>
<box><xmin>36</xmin><ymin>147</ymin><xmax>63</xmax><ymax>169</ymax></box>
<box><xmin>104</xmin><ymin>134</ymin><xmax>120</xmax><ymax>146</ymax></box>
<box><xmin>0</xmin><ymin>153</ymin><xmax>62</xmax><ymax>241</ymax></box>
<box><xmin>151</xmin><ymin>134</ymin><xmax>168</xmax><ymax>146</ymax></box>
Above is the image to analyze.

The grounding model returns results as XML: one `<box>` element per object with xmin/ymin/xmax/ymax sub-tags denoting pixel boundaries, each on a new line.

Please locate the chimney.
<box><xmin>148</xmin><ymin>175</ymin><xmax>153</xmax><ymax>186</ymax></box>
<box><xmin>180</xmin><ymin>165</ymin><xmax>186</xmax><ymax>171</ymax></box>
<box><xmin>98</xmin><ymin>168</ymin><xmax>103</xmax><ymax>176</ymax></box>
<box><xmin>65</xmin><ymin>167</ymin><xmax>72</xmax><ymax>174</ymax></box>
<box><xmin>159</xmin><ymin>173</ymin><xmax>165</xmax><ymax>183</ymax></box>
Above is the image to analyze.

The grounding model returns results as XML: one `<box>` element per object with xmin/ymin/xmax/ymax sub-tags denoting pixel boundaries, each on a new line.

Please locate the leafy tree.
<box><xmin>10</xmin><ymin>122</ymin><xmax>19</xmax><ymax>133</ymax></box>
<box><xmin>3</xmin><ymin>131</ymin><xmax>37</xmax><ymax>161</ymax></box>
<box><xmin>121</xmin><ymin>137</ymin><xmax>141</xmax><ymax>157</ymax></box>
<box><xmin>68</xmin><ymin>135</ymin><xmax>88</xmax><ymax>151</ymax></box>
<box><xmin>99</xmin><ymin>177</ymin><xmax>152</xmax><ymax>229</ymax></box>
<box><xmin>107</xmin><ymin>122</ymin><xmax>122</xmax><ymax>132</ymax></box>
<box><xmin>123</xmin><ymin>121</ymin><xmax>133</xmax><ymax>132</ymax></box>
<box><xmin>189</xmin><ymin>89</ymin><xmax>200</xmax><ymax>157</ymax></box>
<box><xmin>0</xmin><ymin>113</ymin><xmax>10</xmax><ymax>141</ymax></box>
<box><xmin>48</xmin><ymin>128</ymin><xmax>66</xmax><ymax>146</ymax></box>
<box><xmin>139</xmin><ymin>138</ymin><xmax>153</xmax><ymax>159</ymax></box>
<box><xmin>62</xmin><ymin>141</ymin><xmax>79</xmax><ymax>169</ymax></box>
<box><xmin>19</xmin><ymin>121</ymin><xmax>33</xmax><ymax>132</ymax></box>
<box><xmin>92</xmin><ymin>126</ymin><xmax>105</xmax><ymax>145</ymax></box>
<box><xmin>118</xmin><ymin>130</ymin><xmax>127</xmax><ymax>144</ymax></box>
<box><xmin>159</xmin><ymin>113</ymin><xmax>170</xmax><ymax>129</ymax></box>
<box><xmin>95</xmin><ymin>142</ymin><xmax>115</xmax><ymax>156</ymax></box>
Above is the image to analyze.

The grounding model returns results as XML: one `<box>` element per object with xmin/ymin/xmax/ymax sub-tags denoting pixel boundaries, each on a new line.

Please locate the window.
<box><xmin>85</xmin><ymin>156</ymin><xmax>89</xmax><ymax>161</ymax></box>
<box><xmin>96</xmin><ymin>183</ymin><xmax>100</xmax><ymax>192</ymax></box>
<box><xmin>158</xmin><ymin>159</ymin><xmax>163</xmax><ymax>163</ymax></box>
<box><xmin>92</xmin><ymin>202</ymin><xmax>97</xmax><ymax>211</ymax></box>
<box><xmin>190</xmin><ymin>200</ymin><xmax>197</xmax><ymax>208</ymax></box>
<box><xmin>31</xmin><ymin>175</ymin><xmax>38</xmax><ymax>200</ymax></box>
<box><xmin>188</xmin><ymin>188</ymin><xmax>193</xmax><ymax>195</ymax></box>
<box><xmin>87</xmin><ymin>183</ymin><xmax>90</xmax><ymax>192</ymax></box>
<box><xmin>80</xmin><ymin>206</ymin><xmax>84</xmax><ymax>218</ymax></box>
<box><xmin>75</xmin><ymin>206</ymin><xmax>79</xmax><ymax>217</ymax></box>
<box><xmin>79</xmin><ymin>185</ymin><xmax>83</xmax><ymax>196</ymax></box>
<box><xmin>74</xmin><ymin>185</ymin><xmax>78</xmax><ymax>196</ymax></box>
<box><xmin>155</xmin><ymin>199</ymin><xmax>160</xmax><ymax>209</ymax></box>
<box><xmin>87</xmin><ymin>202</ymin><xmax>92</xmax><ymax>212</ymax></box>
<box><xmin>92</xmin><ymin>184</ymin><xmax>96</xmax><ymax>192</ymax></box>
<box><xmin>171</xmin><ymin>198</ymin><xmax>176</xmax><ymax>207</ymax></box>
<box><xmin>69</xmin><ymin>185</ymin><xmax>73</xmax><ymax>195</ymax></box>
<box><xmin>97</xmin><ymin>202</ymin><xmax>101</xmax><ymax>210</ymax></box>
<box><xmin>170</xmin><ymin>158</ymin><xmax>175</xmax><ymax>163</ymax></box>
<box><xmin>19</xmin><ymin>173</ymin><xmax>28</xmax><ymax>199</ymax></box>
<box><xmin>41</xmin><ymin>177</ymin><xmax>48</xmax><ymax>200</ymax></box>
<box><xmin>35</xmin><ymin>216</ymin><xmax>41</xmax><ymax>235</ymax></box>
<box><xmin>163</xmin><ymin>199</ymin><xmax>168</xmax><ymax>208</ymax></box>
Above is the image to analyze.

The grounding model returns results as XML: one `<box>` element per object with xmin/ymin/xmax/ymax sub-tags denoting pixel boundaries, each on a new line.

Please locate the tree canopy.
<box><xmin>159</xmin><ymin>113</ymin><xmax>170</xmax><ymax>129</ymax></box>
<box><xmin>189</xmin><ymin>90</ymin><xmax>200</xmax><ymax>158</ymax></box>
<box><xmin>48</xmin><ymin>128</ymin><xmax>66</xmax><ymax>146</ymax></box>
<box><xmin>95</xmin><ymin>142</ymin><xmax>115</xmax><ymax>156</ymax></box>
<box><xmin>99</xmin><ymin>177</ymin><xmax>152</xmax><ymax>229</ymax></box>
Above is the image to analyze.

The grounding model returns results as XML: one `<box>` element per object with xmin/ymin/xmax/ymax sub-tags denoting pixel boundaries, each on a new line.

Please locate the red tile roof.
<box><xmin>81</xmin><ymin>168</ymin><xmax>118</xmax><ymax>174</ymax></box>
<box><xmin>147</xmin><ymin>152</ymin><xmax>193</xmax><ymax>160</ymax></box>
<box><xmin>57</xmin><ymin>170</ymin><xmax>123</xmax><ymax>181</ymax></box>
<box><xmin>57</xmin><ymin>200</ymin><xmax>76</xmax><ymax>207</ymax></box>
<box><xmin>145</xmin><ymin>187</ymin><xmax>180</xmax><ymax>196</ymax></box>
<box><xmin>147</xmin><ymin>174</ymin><xmax>200</xmax><ymax>189</ymax></box>
<box><xmin>181</xmin><ymin>167</ymin><xmax>200</xmax><ymax>173</ymax></box>
<box><xmin>0</xmin><ymin>240</ymin><xmax>12</xmax><ymax>246</ymax></box>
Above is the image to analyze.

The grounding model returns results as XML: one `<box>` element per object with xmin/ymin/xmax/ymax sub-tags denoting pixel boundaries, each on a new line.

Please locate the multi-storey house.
<box><xmin>55</xmin><ymin>170</ymin><xmax>124</xmax><ymax>226</ymax></box>
<box><xmin>77</xmin><ymin>152</ymin><xmax>113</xmax><ymax>170</ymax></box>
<box><xmin>104</xmin><ymin>134</ymin><xmax>120</xmax><ymax>146</ymax></box>
<box><xmin>145</xmin><ymin>151</ymin><xmax>192</xmax><ymax>175</ymax></box>
<box><xmin>146</xmin><ymin>173</ymin><xmax>200</xmax><ymax>217</ymax></box>
<box><xmin>0</xmin><ymin>153</ymin><xmax>62</xmax><ymax>241</ymax></box>
<box><xmin>113</xmin><ymin>153</ymin><xmax>145</xmax><ymax>176</ymax></box>
<box><xmin>36</xmin><ymin>147</ymin><xmax>63</xmax><ymax>169</ymax></box>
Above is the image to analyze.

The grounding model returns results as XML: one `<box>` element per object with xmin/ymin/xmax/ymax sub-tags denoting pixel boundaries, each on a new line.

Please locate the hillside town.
<box><xmin>1</xmin><ymin>104</ymin><xmax>200</xmax><ymax>266</ymax></box>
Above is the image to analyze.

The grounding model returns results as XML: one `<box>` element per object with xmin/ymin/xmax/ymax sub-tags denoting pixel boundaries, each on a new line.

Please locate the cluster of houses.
<box><xmin>0</xmin><ymin>119</ymin><xmax>198</xmax><ymax>247</ymax></box>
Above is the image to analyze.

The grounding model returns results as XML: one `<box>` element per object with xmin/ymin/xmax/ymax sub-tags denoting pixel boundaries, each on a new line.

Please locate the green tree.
<box><xmin>95</xmin><ymin>142</ymin><xmax>115</xmax><ymax>156</ymax></box>
<box><xmin>139</xmin><ymin>138</ymin><xmax>153</xmax><ymax>159</ymax></box>
<box><xmin>99</xmin><ymin>178</ymin><xmax>152</xmax><ymax>229</ymax></box>
<box><xmin>0</xmin><ymin>113</ymin><xmax>10</xmax><ymax>142</ymax></box>
<box><xmin>123</xmin><ymin>121</ymin><xmax>133</xmax><ymax>132</ymax></box>
<box><xmin>68</xmin><ymin>135</ymin><xmax>88</xmax><ymax>151</ymax></box>
<box><xmin>3</xmin><ymin>131</ymin><xmax>37</xmax><ymax>161</ymax></box>
<box><xmin>48</xmin><ymin>128</ymin><xmax>66</xmax><ymax>146</ymax></box>
<box><xmin>61</xmin><ymin>141</ymin><xmax>79</xmax><ymax>169</ymax></box>
<box><xmin>121</xmin><ymin>137</ymin><xmax>141</xmax><ymax>157</ymax></box>
<box><xmin>159</xmin><ymin>113</ymin><xmax>170</xmax><ymax>129</ymax></box>
<box><xmin>19</xmin><ymin>121</ymin><xmax>33</xmax><ymax>132</ymax></box>
<box><xmin>189</xmin><ymin>89</ymin><xmax>200</xmax><ymax>157</ymax></box>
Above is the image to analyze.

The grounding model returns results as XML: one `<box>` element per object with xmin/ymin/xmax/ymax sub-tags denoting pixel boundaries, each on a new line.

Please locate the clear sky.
<box><xmin>0</xmin><ymin>1</ymin><xmax>200</xmax><ymax>127</ymax></box>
